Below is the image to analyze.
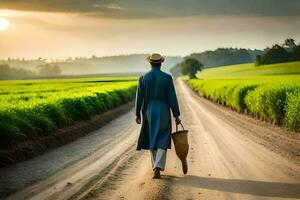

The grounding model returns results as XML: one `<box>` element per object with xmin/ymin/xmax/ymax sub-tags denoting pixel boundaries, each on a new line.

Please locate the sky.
<box><xmin>0</xmin><ymin>0</ymin><xmax>300</xmax><ymax>59</ymax></box>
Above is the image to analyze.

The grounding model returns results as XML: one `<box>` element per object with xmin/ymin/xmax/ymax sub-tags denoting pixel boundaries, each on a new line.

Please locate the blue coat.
<box><xmin>135</xmin><ymin>68</ymin><xmax>180</xmax><ymax>150</ymax></box>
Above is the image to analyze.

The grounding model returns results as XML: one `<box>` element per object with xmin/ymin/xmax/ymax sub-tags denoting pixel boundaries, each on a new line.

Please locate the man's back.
<box><xmin>141</xmin><ymin>68</ymin><xmax>172</xmax><ymax>102</ymax></box>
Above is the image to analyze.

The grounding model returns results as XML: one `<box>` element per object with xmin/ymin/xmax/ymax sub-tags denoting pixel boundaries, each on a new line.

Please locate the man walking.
<box><xmin>135</xmin><ymin>53</ymin><xmax>181</xmax><ymax>179</ymax></box>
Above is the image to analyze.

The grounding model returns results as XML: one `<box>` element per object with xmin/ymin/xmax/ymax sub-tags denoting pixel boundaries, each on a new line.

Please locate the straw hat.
<box><xmin>147</xmin><ymin>53</ymin><xmax>165</xmax><ymax>63</ymax></box>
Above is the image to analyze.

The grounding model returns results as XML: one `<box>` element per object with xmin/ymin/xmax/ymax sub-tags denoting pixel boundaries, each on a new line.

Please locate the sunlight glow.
<box><xmin>0</xmin><ymin>17</ymin><xmax>9</xmax><ymax>31</ymax></box>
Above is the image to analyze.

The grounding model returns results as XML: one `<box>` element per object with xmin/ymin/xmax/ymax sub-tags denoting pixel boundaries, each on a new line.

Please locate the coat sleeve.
<box><xmin>167</xmin><ymin>76</ymin><xmax>180</xmax><ymax>118</ymax></box>
<box><xmin>135</xmin><ymin>76</ymin><xmax>144</xmax><ymax>118</ymax></box>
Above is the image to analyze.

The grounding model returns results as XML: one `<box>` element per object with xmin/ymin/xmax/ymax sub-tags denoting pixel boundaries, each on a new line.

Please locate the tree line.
<box><xmin>190</xmin><ymin>48</ymin><xmax>261</xmax><ymax>68</ymax></box>
<box><xmin>170</xmin><ymin>48</ymin><xmax>262</xmax><ymax>78</ymax></box>
<box><xmin>0</xmin><ymin>64</ymin><xmax>62</xmax><ymax>80</ymax></box>
<box><xmin>1</xmin><ymin>54</ymin><xmax>182</xmax><ymax>79</ymax></box>
<box><xmin>255</xmin><ymin>38</ymin><xmax>300</xmax><ymax>66</ymax></box>
<box><xmin>172</xmin><ymin>38</ymin><xmax>300</xmax><ymax>78</ymax></box>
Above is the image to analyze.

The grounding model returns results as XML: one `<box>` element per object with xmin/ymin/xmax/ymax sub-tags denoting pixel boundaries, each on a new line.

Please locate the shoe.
<box><xmin>182</xmin><ymin>159</ymin><xmax>188</xmax><ymax>174</ymax></box>
<box><xmin>153</xmin><ymin>167</ymin><xmax>161</xmax><ymax>179</ymax></box>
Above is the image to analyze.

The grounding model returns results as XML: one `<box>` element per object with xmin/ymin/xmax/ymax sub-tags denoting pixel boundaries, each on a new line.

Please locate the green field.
<box><xmin>197</xmin><ymin>61</ymin><xmax>300</xmax><ymax>79</ymax></box>
<box><xmin>0</xmin><ymin>77</ymin><xmax>137</xmax><ymax>139</ymax></box>
<box><xmin>189</xmin><ymin>62</ymin><xmax>300</xmax><ymax>131</ymax></box>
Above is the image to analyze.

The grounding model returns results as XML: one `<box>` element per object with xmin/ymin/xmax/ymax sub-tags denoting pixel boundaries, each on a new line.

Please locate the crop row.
<box><xmin>0</xmin><ymin>81</ymin><xmax>137</xmax><ymax>139</ymax></box>
<box><xmin>188</xmin><ymin>77</ymin><xmax>300</xmax><ymax>131</ymax></box>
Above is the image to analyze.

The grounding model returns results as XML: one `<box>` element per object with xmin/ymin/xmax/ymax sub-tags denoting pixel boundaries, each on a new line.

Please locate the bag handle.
<box><xmin>176</xmin><ymin>123</ymin><xmax>185</xmax><ymax>132</ymax></box>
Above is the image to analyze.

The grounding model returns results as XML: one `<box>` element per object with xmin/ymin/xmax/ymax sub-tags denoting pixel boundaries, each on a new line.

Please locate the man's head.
<box><xmin>147</xmin><ymin>53</ymin><xmax>165</xmax><ymax>68</ymax></box>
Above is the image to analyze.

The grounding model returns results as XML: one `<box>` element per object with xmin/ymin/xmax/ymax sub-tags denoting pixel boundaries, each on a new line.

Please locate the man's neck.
<box><xmin>151</xmin><ymin>67</ymin><xmax>161</xmax><ymax>70</ymax></box>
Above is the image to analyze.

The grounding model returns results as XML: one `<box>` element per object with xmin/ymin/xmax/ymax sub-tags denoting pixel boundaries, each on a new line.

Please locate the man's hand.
<box><xmin>136</xmin><ymin>116</ymin><xmax>141</xmax><ymax>124</ymax></box>
<box><xmin>175</xmin><ymin>117</ymin><xmax>181</xmax><ymax>125</ymax></box>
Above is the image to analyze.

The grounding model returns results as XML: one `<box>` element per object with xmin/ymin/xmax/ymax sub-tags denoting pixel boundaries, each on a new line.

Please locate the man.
<box><xmin>135</xmin><ymin>53</ymin><xmax>181</xmax><ymax>179</ymax></box>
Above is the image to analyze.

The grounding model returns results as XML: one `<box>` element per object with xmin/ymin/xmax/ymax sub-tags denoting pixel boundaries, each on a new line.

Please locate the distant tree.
<box><xmin>0</xmin><ymin>64</ymin><xmax>11</xmax><ymax>77</ymax></box>
<box><xmin>0</xmin><ymin>64</ymin><xmax>35</xmax><ymax>80</ymax></box>
<box><xmin>261</xmin><ymin>44</ymin><xmax>292</xmax><ymax>65</ymax></box>
<box><xmin>293</xmin><ymin>45</ymin><xmax>300</xmax><ymax>61</ymax></box>
<box><xmin>37</xmin><ymin>64</ymin><xmax>62</xmax><ymax>76</ymax></box>
<box><xmin>284</xmin><ymin>38</ymin><xmax>296</xmax><ymax>48</ymax></box>
<box><xmin>180</xmin><ymin>58</ymin><xmax>203</xmax><ymax>79</ymax></box>
<box><xmin>189</xmin><ymin>48</ymin><xmax>256</xmax><ymax>68</ymax></box>
<box><xmin>255</xmin><ymin>55</ymin><xmax>262</xmax><ymax>66</ymax></box>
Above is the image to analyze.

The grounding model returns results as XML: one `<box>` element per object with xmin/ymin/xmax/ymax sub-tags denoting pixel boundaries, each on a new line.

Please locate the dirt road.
<box><xmin>2</xmin><ymin>79</ymin><xmax>300</xmax><ymax>200</ymax></box>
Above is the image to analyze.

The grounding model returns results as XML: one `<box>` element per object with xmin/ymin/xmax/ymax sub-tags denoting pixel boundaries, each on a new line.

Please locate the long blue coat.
<box><xmin>135</xmin><ymin>67</ymin><xmax>180</xmax><ymax>150</ymax></box>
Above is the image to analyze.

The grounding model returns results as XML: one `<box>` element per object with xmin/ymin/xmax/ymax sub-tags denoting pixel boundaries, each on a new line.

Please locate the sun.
<box><xmin>0</xmin><ymin>17</ymin><xmax>9</xmax><ymax>31</ymax></box>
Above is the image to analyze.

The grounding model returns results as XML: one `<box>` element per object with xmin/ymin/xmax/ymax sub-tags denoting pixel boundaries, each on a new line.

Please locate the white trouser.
<box><xmin>150</xmin><ymin>148</ymin><xmax>167</xmax><ymax>171</ymax></box>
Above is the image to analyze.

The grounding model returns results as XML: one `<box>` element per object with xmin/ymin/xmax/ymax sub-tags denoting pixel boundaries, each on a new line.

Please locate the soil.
<box><xmin>0</xmin><ymin>102</ymin><xmax>134</xmax><ymax>167</ymax></box>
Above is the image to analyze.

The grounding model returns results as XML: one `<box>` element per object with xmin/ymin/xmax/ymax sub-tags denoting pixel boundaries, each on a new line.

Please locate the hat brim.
<box><xmin>147</xmin><ymin>56</ymin><xmax>165</xmax><ymax>63</ymax></box>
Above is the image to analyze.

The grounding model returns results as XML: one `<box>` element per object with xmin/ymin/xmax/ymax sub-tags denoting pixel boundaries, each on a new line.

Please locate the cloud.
<box><xmin>0</xmin><ymin>0</ymin><xmax>299</xmax><ymax>18</ymax></box>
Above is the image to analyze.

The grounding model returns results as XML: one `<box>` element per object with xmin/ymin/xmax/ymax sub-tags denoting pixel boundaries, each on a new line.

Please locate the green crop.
<box><xmin>0</xmin><ymin>77</ymin><xmax>137</xmax><ymax>139</ymax></box>
<box><xmin>188</xmin><ymin>75</ymin><xmax>300</xmax><ymax>131</ymax></box>
<box><xmin>284</xmin><ymin>91</ymin><xmax>300</xmax><ymax>131</ymax></box>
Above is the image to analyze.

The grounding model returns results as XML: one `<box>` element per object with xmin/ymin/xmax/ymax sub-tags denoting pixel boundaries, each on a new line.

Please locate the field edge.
<box><xmin>0</xmin><ymin>101</ymin><xmax>134</xmax><ymax>168</ymax></box>
<box><xmin>183</xmin><ymin>80</ymin><xmax>300</xmax><ymax>164</ymax></box>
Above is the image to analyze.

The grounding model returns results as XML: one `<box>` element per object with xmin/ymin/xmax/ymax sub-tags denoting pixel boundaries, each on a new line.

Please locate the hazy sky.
<box><xmin>0</xmin><ymin>0</ymin><xmax>300</xmax><ymax>59</ymax></box>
